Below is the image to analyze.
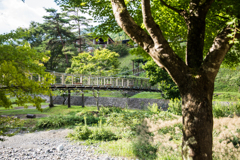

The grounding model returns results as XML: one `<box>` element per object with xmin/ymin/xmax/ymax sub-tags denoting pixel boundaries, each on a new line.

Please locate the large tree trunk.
<box><xmin>179</xmin><ymin>75</ymin><xmax>214</xmax><ymax>160</ymax></box>
<box><xmin>110</xmin><ymin>0</ymin><xmax>239</xmax><ymax>159</ymax></box>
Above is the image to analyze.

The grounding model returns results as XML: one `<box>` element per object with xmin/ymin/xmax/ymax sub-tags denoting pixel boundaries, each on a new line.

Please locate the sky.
<box><xmin>0</xmin><ymin>0</ymin><xmax>61</xmax><ymax>34</ymax></box>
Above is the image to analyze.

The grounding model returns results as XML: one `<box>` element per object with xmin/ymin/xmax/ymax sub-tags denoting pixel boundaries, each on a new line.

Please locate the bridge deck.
<box><xmin>1</xmin><ymin>72</ymin><xmax>162</xmax><ymax>92</ymax></box>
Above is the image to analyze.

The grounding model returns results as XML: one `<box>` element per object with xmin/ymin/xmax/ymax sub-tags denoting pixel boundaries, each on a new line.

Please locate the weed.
<box><xmin>68</xmin><ymin>126</ymin><xmax>119</xmax><ymax>142</ymax></box>
<box><xmin>167</xmin><ymin>98</ymin><xmax>182</xmax><ymax>116</ymax></box>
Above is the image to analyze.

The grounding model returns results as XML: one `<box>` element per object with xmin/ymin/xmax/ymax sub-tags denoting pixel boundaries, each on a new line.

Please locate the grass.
<box><xmin>0</xmin><ymin>105</ymin><xmax>96</xmax><ymax>116</ymax></box>
<box><xmin>213</xmin><ymin>91</ymin><xmax>240</xmax><ymax>102</ymax></box>
<box><xmin>131</xmin><ymin>92</ymin><xmax>163</xmax><ymax>99</ymax></box>
<box><xmin>118</xmin><ymin>53</ymin><xmax>139</xmax><ymax>70</ymax></box>
<box><xmin>1</xmin><ymin>100</ymin><xmax>240</xmax><ymax>159</ymax></box>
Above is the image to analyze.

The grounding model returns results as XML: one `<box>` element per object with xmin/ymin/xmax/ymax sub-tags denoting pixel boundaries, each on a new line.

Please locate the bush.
<box><xmin>35</xmin><ymin>114</ymin><xmax>100</xmax><ymax>129</ymax></box>
<box><xmin>105</xmin><ymin>111</ymin><xmax>149</xmax><ymax>128</ymax></box>
<box><xmin>167</xmin><ymin>98</ymin><xmax>182</xmax><ymax>115</ymax></box>
<box><xmin>147</xmin><ymin>103</ymin><xmax>161</xmax><ymax>114</ymax></box>
<box><xmin>0</xmin><ymin>116</ymin><xmax>24</xmax><ymax>141</ymax></box>
<box><xmin>68</xmin><ymin>126</ymin><xmax>119</xmax><ymax>141</ymax></box>
<box><xmin>90</xmin><ymin>128</ymin><xmax>118</xmax><ymax>141</ymax></box>
<box><xmin>69</xmin><ymin>126</ymin><xmax>92</xmax><ymax>140</ymax></box>
<box><xmin>99</xmin><ymin>106</ymin><xmax>124</xmax><ymax>116</ymax></box>
<box><xmin>213</xmin><ymin>102</ymin><xmax>240</xmax><ymax>118</ymax></box>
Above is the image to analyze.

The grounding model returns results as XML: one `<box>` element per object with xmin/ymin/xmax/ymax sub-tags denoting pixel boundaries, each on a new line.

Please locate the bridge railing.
<box><xmin>49</xmin><ymin>72</ymin><xmax>159</xmax><ymax>90</ymax></box>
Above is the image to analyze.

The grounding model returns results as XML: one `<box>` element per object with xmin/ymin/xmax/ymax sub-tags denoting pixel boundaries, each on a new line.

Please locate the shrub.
<box><xmin>35</xmin><ymin>114</ymin><xmax>100</xmax><ymax>129</ymax></box>
<box><xmin>213</xmin><ymin>102</ymin><xmax>240</xmax><ymax>118</ymax></box>
<box><xmin>68</xmin><ymin>126</ymin><xmax>92</xmax><ymax>140</ymax></box>
<box><xmin>167</xmin><ymin>98</ymin><xmax>182</xmax><ymax>115</ymax></box>
<box><xmin>68</xmin><ymin>126</ymin><xmax>119</xmax><ymax>141</ymax></box>
<box><xmin>99</xmin><ymin>106</ymin><xmax>124</xmax><ymax>116</ymax></box>
<box><xmin>89</xmin><ymin>128</ymin><xmax>118</xmax><ymax>141</ymax></box>
<box><xmin>0</xmin><ymin>116</ymin><xmax>24</xmax><ymax>141</ymax></box>
<box><xmin>105</xmin><ymin>111</ymin><xmax>148</xmax><ymax>128</ymax></box>
<box><xmin>147</xmin><ymin>103</ymin><xmax>161</xmax><ymax>114</ymax></box>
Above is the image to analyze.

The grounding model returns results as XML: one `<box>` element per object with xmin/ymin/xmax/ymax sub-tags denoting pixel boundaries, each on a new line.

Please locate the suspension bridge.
<box><xmin>0</xmin><ymin>71</ymin><xmax>162</xmax><ymax>108</ymax></box>
<box><xmin>47</xmin><ymin>71</ymin><xmax>161</xmax><ymax>92</ymax></box>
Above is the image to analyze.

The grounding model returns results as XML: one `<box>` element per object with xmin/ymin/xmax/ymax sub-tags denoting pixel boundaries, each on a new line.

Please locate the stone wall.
<box><xmin>52</xmin><ymin>96</ymin><xmax>169</xmax><ymax>110</ymax></box>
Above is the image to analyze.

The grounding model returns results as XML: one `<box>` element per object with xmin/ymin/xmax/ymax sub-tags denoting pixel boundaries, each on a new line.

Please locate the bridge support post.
<box><xmin>80</xmin><ymin>76</ymin><xmax>82</xmax><ymax>83</ymax></box>
<box><xmin>49</xmin><ymin>92</ymin><xmax>54</xmax><ymax>108</ymax></box>
<box><xmin>62</xmin><ymin>75</ymin><xmax>64</xmax><ymax>85</ymax></box>
<box><xmin>68</xmin><ymin>89</ymin><xmax>71</xmax><ymax>108</ymax></box>
<box><xmin>82</xmin><ymin>90</ymin><xmax>84</xmax><ymax>108</ymax></box>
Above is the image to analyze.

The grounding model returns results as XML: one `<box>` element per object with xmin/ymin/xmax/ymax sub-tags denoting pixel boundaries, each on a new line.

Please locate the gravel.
<box><xmin>0</xmin><ymin>129</ymin><xmax>129</xmax><ymax>160</ymax></box>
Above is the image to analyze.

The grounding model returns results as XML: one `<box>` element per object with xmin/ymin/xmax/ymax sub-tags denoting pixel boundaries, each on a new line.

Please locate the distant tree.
<box><xmin>41</xmin><ymin>8</ymin><xmax>76</xmax><ymax>64</ymax></box>
<box><xmin>61</xmin><ymin>5</ymin><xmax>93</xmax><ymax>52</ymax></box>
<box><xmin>66</xmin><ymin>49</ymin><xmax>120</xmax><ymax>76</ymax></box>
<box><xmin>0</xmin><ymin>30</ymin><xmax>54</xmax><ymax>110</ymax></box>
<box><xmin>106</xmin><ymin>42</ymin><xmax>129</xmax><ymax>57</ymax></box>
<box><xmin>143</xmin><ymin>60</ymin><xmax>180</xmax><ymax>99</ymax></box>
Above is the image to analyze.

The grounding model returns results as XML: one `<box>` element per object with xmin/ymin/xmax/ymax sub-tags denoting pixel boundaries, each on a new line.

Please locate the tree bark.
<box><xmin>179</xmin><ymin>74</ymin><xmax>214</xmax><ymax>160</ymax></box>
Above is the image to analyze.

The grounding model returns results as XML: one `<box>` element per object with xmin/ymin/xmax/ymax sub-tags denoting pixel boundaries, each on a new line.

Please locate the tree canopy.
<box><xmin>66</xmin><ymin>48</ymin><xmax>120</xmax><ymax>76</ymax></box>
<box><xmin>0</xmin><ymin>30</ymin><xmax>54</xmax><ymax>110</ymax></box>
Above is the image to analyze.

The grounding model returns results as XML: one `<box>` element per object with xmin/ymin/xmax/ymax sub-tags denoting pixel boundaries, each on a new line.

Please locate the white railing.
<box><xmin>49</xmin><ymin>72</ymin><xmax>159</xmax><ymax>90</ymax></box>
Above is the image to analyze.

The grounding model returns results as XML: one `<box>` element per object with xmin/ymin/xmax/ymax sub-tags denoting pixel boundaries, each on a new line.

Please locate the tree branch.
<box><xmin>202</xmin><ymin>26</ymin><xmax>240</xmax><ymax>81</ymax></box>
<box><xmin>159</xmin><ymin>0</ymin><xmax>188</xmax><ymax>19</ymax></box>
<box><xmin>142</xmin><ymin>0</ymin><xmax>165</xmax><ymax>47</ymax></box>
<box><xmin>111</xmin><ymin>0</ymin><xmax>154</xmax><ymax>51</ymax></box>
<box><xmin>111</xmin><ymin>0</ymin><xmax>189</xmax><ymax>87</ymax></box>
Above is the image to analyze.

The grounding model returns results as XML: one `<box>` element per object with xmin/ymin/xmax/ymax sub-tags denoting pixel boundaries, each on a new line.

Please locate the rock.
<box><xmin>57</xmin><ymin>144</ymin><xmax>64</xmax><ymax>151</ymax></box>
<box><xmin>26</xmin><ymin>114</ymin><xmax>36</xmax><ymax>118</ymax></box>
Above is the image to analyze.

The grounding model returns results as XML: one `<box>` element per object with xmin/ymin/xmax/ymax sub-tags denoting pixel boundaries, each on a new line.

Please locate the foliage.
<box><xmin>213</xmin><ymin>102</ymin><xmax>240</xmax><ymax>118</ymax></box>
<box><xmin>147</xmin><ymin>103</ymin><xmax>162</xmax><ymax>114</ymax></box>
<box><xmin>68</xmin><ymin>125</ymin><xmax>119</xmax><ymax>141</ymax></box>
<box><xmin>168</xmin><ymin>98</ymin><xmax>182</xmax><ymax>116</ymax></box>
<box><xmin>35</xmin><ymin>114</ymin><xmax>99</xmax><ymax>129</ymax></box>
<box><xmin>99</xmin><ymin>106</ymin><xmax>124</xmax><ymax>116</ymax></box>
<box><xmin>143</xmin><ymin>60</ymin><xmax>180</xmax><ymax>99</ymax></box>
<box><xmin>0</xmin><ymin>116</ymin><xmax>24</xmax><ymax>141</ymax></box>
<box><xmin>66</xmin><ymin>49</ymin><xmax>120</xmax><ymax>76</ymax></box>
<box><xmin>214</xmin><ymin>67</ymin><xmax>240</xmax><ymax>92</ymax></box>
<box><xmin>61</xmin><ymin>4</ymin><xmax>94</xmax><ymax>53</ymax></box>
<box><xmin>129</xmin><ymin>46</ymin><xmax>150</xmax><ymax>60</ymax></box>
<box><xmin>106</xmin><ymin>43</ymin><xmax>130</xmax><ymax>57</ymax></box>
<box><xmin>0</xmin><ymin>31</ymin><xmax>54</xmax><ymax>110</ymax></box>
